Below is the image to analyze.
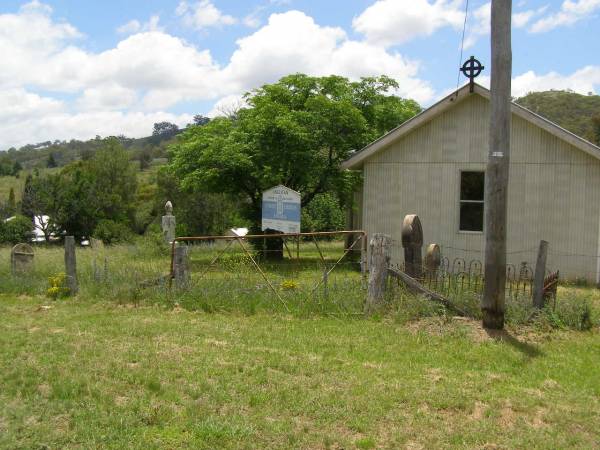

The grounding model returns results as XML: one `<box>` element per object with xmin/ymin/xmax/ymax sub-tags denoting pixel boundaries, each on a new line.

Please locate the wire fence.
<box><xmin>168</xmin><ymin>231</ymin><xmax>368</xmax><ymax>314</ymax></box>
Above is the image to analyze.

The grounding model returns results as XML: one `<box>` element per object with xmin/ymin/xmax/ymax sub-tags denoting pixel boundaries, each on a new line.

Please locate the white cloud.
<box><xmin>530</xmin><ymin>0</ymin><xmax>600</xmax><ymax>32</ymax></box>
<box><xmin>0</xmin><ymin>110</ymin><xmax>193</xmax><ymax>149</ymax></box>
<box><xmin>207</xmin><ymin>94</ymin><xmax>248</xmax><ymax>117</ymax></box>
<box><xmin>0</xmin><ymin>88</ymin><xmax>64</xmax><ymax>122</ymax></box>
<box><xmin>477</xmin><ymin>66</ymin><xmax>600</xmax><ymax>97</ymax></box>
<box><xmin>117</xmin><ymin>15</ymin><xmax>162</xmax><ymax>35</ymax></box>
<box><xmin>0</xmin><ymin>4</ymin><xmax>437</xmax><ymax>146</ymax></box>
<box><xmin>511</xmin><ymin>66</ymin><xmax>600</xmax><ymax>97</ymax></box>
<box><xmin>176</xmin><ymin>0</ymin><xmax>237</xmax><ymax>29</ymax></box>
<box><xmin>352</xmin><ymin>0</ymin><xmax>464</xmax><ymax>47</ymax></box>
<box><xmin>463</xmin><ymin>3</ymin><xmax>548</xmax><ymax>49</ymax></box>
<box><xmin>221</xmin><ymin>11</ymin><xmax>434</xmax><ymax>103</ymax></box>
<box><xmin>76</xmin><ymin>84</ymin><xmax>138</xmax><ymax>111</ymax></box>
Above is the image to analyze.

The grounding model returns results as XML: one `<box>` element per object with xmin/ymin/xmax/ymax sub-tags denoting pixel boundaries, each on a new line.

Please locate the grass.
<box><xmin>0</xmin><ymin>239</ymin><xmax>599</xmax><ymax>448</ymax></box>
<box><xmin>0</xmin><ymin>297</ymin><xmax>599</xmax><ymax>449</ymax></box>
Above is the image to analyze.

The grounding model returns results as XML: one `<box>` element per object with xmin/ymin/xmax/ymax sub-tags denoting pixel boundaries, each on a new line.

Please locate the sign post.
<box><xmin>261</xmin><ymin>185</ymin><xmax>301</xmax><ymax>234</ymax></box>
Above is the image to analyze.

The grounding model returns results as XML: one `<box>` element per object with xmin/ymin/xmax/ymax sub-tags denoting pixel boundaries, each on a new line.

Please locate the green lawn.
<box><xmin>1</xmin><ymin>296</ymin><xmax>598</xmax><ymax>449</ymax></box>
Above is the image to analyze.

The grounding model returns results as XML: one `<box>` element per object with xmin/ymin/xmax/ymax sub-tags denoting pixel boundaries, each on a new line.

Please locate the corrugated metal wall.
<box><xmin>361</xmin><ymin>94</ymin><xmax>600</xmax><ymax>281</ymax></box>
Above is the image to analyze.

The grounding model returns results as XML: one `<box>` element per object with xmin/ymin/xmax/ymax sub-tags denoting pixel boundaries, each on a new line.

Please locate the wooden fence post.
<box><xmin>64</xmin><ymin>236</ymin><xmax>78</xmax><ymax>295</ymax></box>
<box><xmin>365</xmin><ymin>234</ymin><xmax>391</xmax><ymax>314</ymax></box>
<box><xmin>174</xmin><ymin>244</ymin><xmax>190</xmax><ymax>289</ymax></box>
<box><xmin>532</xmin><ymin>240</ymin><xmax>549</xmax><ymax>308</ymax></box>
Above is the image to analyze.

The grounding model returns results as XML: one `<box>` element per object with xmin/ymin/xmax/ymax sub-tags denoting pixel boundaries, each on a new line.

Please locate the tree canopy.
<box><xmin>169</xmin><ymin>74</ymin><xmax>421</xmax><ymax>226</ymax></box>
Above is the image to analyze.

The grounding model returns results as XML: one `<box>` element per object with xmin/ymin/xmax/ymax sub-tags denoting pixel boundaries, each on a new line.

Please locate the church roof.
<box><xmin>342</xmin><ymin>83</ymin><xmax>600</xmax><ymax>170</ymax></box>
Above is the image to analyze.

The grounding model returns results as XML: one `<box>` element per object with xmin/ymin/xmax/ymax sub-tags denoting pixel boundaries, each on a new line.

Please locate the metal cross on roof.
<box><xmin>460</xmin><ymin>56</ymin><xmax>484</xmax><ymax>93</ymax></box>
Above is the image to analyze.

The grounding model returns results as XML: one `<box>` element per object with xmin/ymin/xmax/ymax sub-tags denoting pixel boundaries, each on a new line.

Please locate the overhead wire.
<box><xmin>455</xmin><ymin>0</ymin><xmax>470</xmax><ymax>96</ymax></box>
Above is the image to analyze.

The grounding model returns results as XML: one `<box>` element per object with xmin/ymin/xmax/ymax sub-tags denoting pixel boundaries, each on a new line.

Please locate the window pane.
<box><xmin>460</xmin><ymin>202</ymin><xmax>484</xmax><ymax>231</ymax></box>
<box><xmin>460</xmin><ymin>171</ymin><xmax>485</xmax><ymax>201</ymax></box>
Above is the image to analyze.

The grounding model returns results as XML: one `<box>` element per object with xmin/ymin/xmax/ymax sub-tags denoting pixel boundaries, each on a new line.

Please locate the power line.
<box><xmin>455</xmin><ymin>0</ymin><xmax>470</xmax><ymax>94</ymax></box>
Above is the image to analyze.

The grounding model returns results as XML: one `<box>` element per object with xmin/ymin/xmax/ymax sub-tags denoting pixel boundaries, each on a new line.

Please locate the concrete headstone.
<box><xmin>11</xmin><ymin>243</ymin><xmax>34</xmax><ymax>275</ymax></box>
<box><xmin>401</xmin><ymin>214</ymin><xmax>423</xmax><ymax>279</ymax></box>
<box><xmin>424</xmin><ymin>243</ymin><xmax>441</xmax><ymax>277</ymax></box>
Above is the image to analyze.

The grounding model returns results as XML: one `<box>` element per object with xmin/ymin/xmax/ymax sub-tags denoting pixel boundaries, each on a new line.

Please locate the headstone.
<box><xmin>64</xmin><ymin>236</ymin><xmax>78</xmax><ymax>295</ymax></box>
<box><xmin>10</xmin><ymin>243</ymin><xmax>34</xmax><ymax>275</ymax></box>
<box><xmin>162</xmin><ymin>201</ymin><xmax>176</xmax><ymax>244</ymax></box>
<box><xmin>401</xmin><ymin>214</ymin><xmax>423</xmax><ymax>279</ymax></box>
<box><xmin>424</xmin><ymin>244</ymin><xmax>441</xmax><ymax>277</ymax></box>
<box><xmin>173</xmin><ymin>244</ymin><xmax>190</xmax><ymax>289</ymax></box>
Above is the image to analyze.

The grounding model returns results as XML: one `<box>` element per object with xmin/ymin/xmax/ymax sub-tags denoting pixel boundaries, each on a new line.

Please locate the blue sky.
<box><xmin>1</xmin><ymin>0</ymin><xmax>599</xmax><ymax>148</ymax></box>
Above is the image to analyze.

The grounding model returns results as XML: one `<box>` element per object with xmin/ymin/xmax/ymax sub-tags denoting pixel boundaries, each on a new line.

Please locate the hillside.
<box><xmin>515</xmin><ymin>90</ymin><xmax>600</xmax><ymax>145</ymax></box>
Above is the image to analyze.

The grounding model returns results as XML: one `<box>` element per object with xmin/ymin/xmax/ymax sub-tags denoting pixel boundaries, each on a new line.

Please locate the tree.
<box><xmin>47</xmin><ymin>152</ymin><xmax>57</xmax><ymax>168</ymax></box>
<box><xmin>43</xmin><ymin>138</ymin><xmax>138</xmax><ymax>240</ymax></box>
<box><xmin>169</xmin><ymin>74</ymin><xmax>421</xmax><ymax>232</ymax></box>
<box><xmin>193</xmin><ymin>115</ymin><xmax>210</xmax><ymax>126</ymax></box>
<box><xmin>7</xmin><ymin>188</ymin><xmax>16</xmax><ymax>216</ymax></box>
<box><xmin>152</xmin><ymin>122</ymin><xmax>179</xmax><ymax>143</ymax></box>
<box><xmin>12</xmin><ymin>161</ymin><xmax>22</xmax><ymax>176</ymax></box>
<box><xmin>139</xmin><ymin>148</ymin><xmax>153</xmax><ymax>170</ymax></box>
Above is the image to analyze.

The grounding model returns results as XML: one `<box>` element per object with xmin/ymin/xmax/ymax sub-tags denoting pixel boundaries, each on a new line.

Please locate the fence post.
<box><xmin>365</xmin><ymin>233</ymin><xmax>391</xmax><ymax>314</ymax></box>
<box><xmin>174</xmin><ymin>244</ymin><xmax>190</xmax><ymax>289</ymax></box>
<box><xmin>532</xmin><ymin>240</ymin><xmax>549</xmax><ymax>308</ymax></box>
<box><xmin>64</xmin><ymin>236</ymin><xmax>78</xmax><ymax>295</ymax></box>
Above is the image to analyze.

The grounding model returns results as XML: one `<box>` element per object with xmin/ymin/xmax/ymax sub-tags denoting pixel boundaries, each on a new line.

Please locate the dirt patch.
<box><xmin>405</xmin><ymin>317</ymin><xmax>548</xmax><ymax>349</ymax></box>
<box><xmin>426</xmin><ymin>368</ymin><xmax>443</xmax><ymax>383</ymax></box>
<box><xmin>115</xmin><ymin>396</ymin><xmax>129</xmax><ymax>407</ymax></box>
<box><xmin>498</xmin><ymin>401</ymin><xmax>516</xmax><ymax>429</ymax></box>
<box><xmin>471</xmin><ymin>401</ymin><xmax>487</xmax><ymax>420</ymax></box>
<box><xmin>37</xmin><ymin>383</ymin><xmax>51</xmax><ymax>398</ymax></box>
<box><xmin>204</xmin><ymin>338</ymin><xmax>228</xmax><ymax>347</ymax></box>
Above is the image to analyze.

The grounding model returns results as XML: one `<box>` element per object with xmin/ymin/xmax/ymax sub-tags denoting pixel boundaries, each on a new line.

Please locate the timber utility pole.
<box><xmin>482</xmin><ymin>0</ymin><xmax>512</xmax><ymax>329</ymax></box>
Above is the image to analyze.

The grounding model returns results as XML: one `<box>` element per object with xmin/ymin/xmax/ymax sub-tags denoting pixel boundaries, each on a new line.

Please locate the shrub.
<box><xmin>92</xmin><ymin>220</ymin><xmax>133</xmax><ymax>245</ymax></box>
<box><xmin>47</xmin><ymin>273</ymin><xmax>70</xmax><ymax>299</ymax></box>
<box><xmin>0</xmin><ymin>215</ymin><xmax>33</xmax><ymax>245</ymax></box>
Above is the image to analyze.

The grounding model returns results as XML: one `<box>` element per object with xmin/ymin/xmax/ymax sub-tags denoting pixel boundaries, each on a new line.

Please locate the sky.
<box><xmin>1</xmin><ymin>0</ymin><xmax>599</xmax><ymax>149</ymax></box>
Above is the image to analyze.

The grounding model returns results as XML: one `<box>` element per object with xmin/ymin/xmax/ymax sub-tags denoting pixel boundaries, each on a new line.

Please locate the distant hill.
<box><xmin>515</xmin><ymin>90</ymin><xmax>600</xmax><ymax>145</ymax></box>
<box><xmin>0</xmin><ymin>118</ymin><xmax>210</xmax><ymax>170</ymax></box>
<box><xmin>2</xmin><ymin>133</ymin><xmax>173</xmax><ymax>170</ymax></box>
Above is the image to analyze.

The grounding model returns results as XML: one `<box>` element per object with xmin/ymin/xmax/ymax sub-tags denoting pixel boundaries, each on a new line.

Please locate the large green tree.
<box><xmin>169</xmin><ymin>74</ymin><xmax>421</xmax><ymax>228</ymax></box>
<box><xmin>28</xmin><ymin>138</ymin><xmax>138</xmax><ymax>240</ymax></box>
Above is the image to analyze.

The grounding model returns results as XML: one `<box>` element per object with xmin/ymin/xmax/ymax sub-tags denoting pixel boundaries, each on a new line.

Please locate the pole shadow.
<box><xmin>484</xmin><ymin>329</ymin><xmax>544</xmax><ymax>358</ymax></box>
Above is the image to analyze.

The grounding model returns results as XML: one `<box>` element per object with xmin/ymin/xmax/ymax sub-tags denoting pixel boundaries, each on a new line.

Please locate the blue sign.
<box><xmin>261</xmin><ymin>185</ymin><xmax>301</xmax><ymax>233</ymax></box>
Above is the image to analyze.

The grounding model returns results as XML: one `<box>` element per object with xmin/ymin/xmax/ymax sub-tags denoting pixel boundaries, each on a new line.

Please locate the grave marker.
<box><xmin>162</xmin><ymin>201</ymin><xmax>176</xmax><ymax>244</ymax></box>
<box><xmin>424</xmin><ymin>243</ymin><xmax>441</xmax><ymax>277</ymax></box>
<box><xmin>11</xmin><ymin>243</ymin><xmax>34</xmax><ymax>275</ymax></box>
<box><xmin>402</xmin><ymin>214</ymin><xmax>423</xmax><ymax>279</ymax></box>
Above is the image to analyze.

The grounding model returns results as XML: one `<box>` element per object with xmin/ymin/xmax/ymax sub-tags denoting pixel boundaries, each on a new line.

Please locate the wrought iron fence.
<box><xmin>390</xmin><ymin>257</ymin><xmax>550</xmax><ymax>301</ymax></box>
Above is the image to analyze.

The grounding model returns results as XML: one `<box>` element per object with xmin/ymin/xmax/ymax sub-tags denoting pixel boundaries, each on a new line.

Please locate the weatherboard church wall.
<box><xmin>360</xmin><ymin>93</ymin><xmax>600</xmax><ymax>281</ymax></box>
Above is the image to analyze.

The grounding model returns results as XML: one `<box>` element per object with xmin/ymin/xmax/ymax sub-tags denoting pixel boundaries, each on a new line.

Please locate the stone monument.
<box><xmin>162</xmin><ymin>201</ymin><xmax>176</xmax><ymax>244</ymax></box>
<box><xmin>401</xmin><ymin>214</ymin><xmax>423</xmax><ymax>279</ymax></box>
<box><xmin>11</xmin><ymin>243</ymin><xmax>34</xmax><ymax>275</ymax></box>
